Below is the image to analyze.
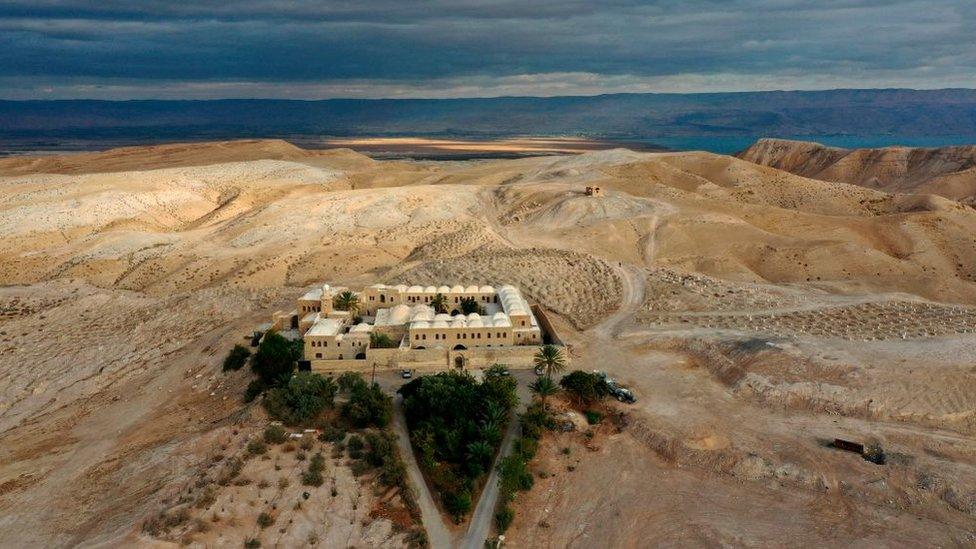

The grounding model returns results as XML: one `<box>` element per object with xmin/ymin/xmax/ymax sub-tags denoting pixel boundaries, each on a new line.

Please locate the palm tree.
<box><xmin>466</xmin><ymin>440</ymin><xmax>493</xmax><ymax>470</ymax></box>
<box><xmin>529</xmin><ymin>376</ymin><xmax>559</xmax><ymax>411</ymax></box>
<box><xmin>533</xmin><ymin>344</ymin><xmax>566</xmax><ymax>379</ymax></box>
<box><xmin>482</xmin><ymin>400</ymin><xmax>507</xmax><ymax>426</ymax></box>
<box><xmin>332</xmin><ymin>290</ymin><xmax>360</xmax><ymax>314</ymax></box>
<box><xmin>430</xmin><ymin>293</ymin><xmax>449</xmax><ymax>314</ymax></box>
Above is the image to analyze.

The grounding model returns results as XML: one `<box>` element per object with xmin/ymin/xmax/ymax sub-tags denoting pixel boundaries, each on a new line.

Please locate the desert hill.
<box><xmin>1</xmin><ymin>140</ymin><xmax>975</xmax><ymax>546</ymax></box>
<box><xmin>738</xmin><ymin>137</ymin><xmax>976</xmax><ymax>205</ymax></box>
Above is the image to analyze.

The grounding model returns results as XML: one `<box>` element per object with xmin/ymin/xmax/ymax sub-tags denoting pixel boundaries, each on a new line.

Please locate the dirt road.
<box><xmin>459</xmin><ymin>409</ymin><xmax>521</xmax><ymax>549</ymax></box>
<box><xmin>392</xmin><ymin>397</ymin><xmax>455</xmax><ymax>549</ymax></box>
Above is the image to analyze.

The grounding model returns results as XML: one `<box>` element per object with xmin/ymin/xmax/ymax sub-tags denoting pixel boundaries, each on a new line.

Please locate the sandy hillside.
<box><xmin>738</xmin><ymin>137</ymin><xmax>976</xmax><ymax>205</ymax></box>
<box><xmin>1</xmin><ymin>140</ymin><xmax>975</xmax><ymax>547</ymax></box>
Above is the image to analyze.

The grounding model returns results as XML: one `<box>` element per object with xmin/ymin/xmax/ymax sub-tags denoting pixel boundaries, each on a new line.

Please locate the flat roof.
<box><xmin>307</xmin><ymin>318</ymin><xmax>342</xmax><ymax>337</ymax></box>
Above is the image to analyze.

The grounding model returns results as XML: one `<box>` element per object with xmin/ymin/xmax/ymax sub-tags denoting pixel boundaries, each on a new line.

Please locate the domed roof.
<box><xmin>493</xmin><ymin>318</ymin><xmax>512</xmax><ymax>327</ymax></box>
<box><xmin>389</xmin><ymin>304</ymin><xmax>411</xmax><ymax>324</ymax></box>
<box><xmin>451</xmin><ymin>284</ymin><xmax>465</xmax><ymax>293</ymax></box>
<box><xmin>467</xmin><ymin>312</ymin><xmax>481</xmax><ymax>320</ymax></box>
<box><xmin>465</xmin><ymin>285</ymin><xmax>479</xmax><ymax>293</ymax></box>
<box><xmin>407</xmin><ymin>285</ymin><xmax>423</xmax><ymax>293</ymax></box>
<box><xmin>450</xmin><ymin>317</ymin><xmax>466</xmax><ymax>328</ymax></box>
<box><xmin>432</xmin><ymin>320</ymin><xmax>449</xmax><ymax>329</ymax></box>
<box><xmin>492</xmin><ymin>312</ymin><xmax>508</xmax><ymax>321</ymax></box>
<box><xmin>479</xmin><ymin>285</ymin><xmax>494</xmax><ymax>293</ymax></box>
<box><xmin>351</xmin><ymin>322</ymin><xmax>372</xmax><ymax>333</ymax></box>
<box><xmin>410</xmin><ymin>320</ymin><xmax>430</xmax><ymax>329</ymax></box>
<box><xmin>434</xmin><ymin>313</ymin><xmax>452</xmax><ymax>322</ymax></box>
<box><xmin>411</xmin><ymin>308</ymin><xmax>434</xmax><ymax>321</ymax></box>
<box><xmin>395</xmin><ymin>284</ymin><xmax>408</xmax><ymax>292</ymax></box>
<box><xmin>468</xmin><ymin>318</ymin><xmax>484</xmax><ymax>328</ymax></box>
<box><xmin>424</xmin><ymin>285</ymin><xmax>437</xmax><ymax>294</ymax></box>
<box><xmin>437</xmin><ymin>285</ymin><xmax>451</xmax><ymax>294</ymax></box>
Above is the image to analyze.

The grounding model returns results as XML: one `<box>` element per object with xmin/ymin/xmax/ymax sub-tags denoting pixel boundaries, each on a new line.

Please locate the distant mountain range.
<box><xmin>3</xmin><ymin>89</ymin><xmax>976</xmax><ymax>152</ymax></box>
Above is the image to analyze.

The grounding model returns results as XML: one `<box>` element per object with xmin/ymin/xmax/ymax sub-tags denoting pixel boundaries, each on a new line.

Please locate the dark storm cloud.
<box><xmin>0</xmin><ymin>0</ymin><xmax>973</xmax><ymax>98</ymax></box>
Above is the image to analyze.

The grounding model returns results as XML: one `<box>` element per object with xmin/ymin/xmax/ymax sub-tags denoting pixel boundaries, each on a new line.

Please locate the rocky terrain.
<box><xmin>1</xmin><ymin>139</ymin><xmax>975</xmax><ymax>546</ymax></box>
<box><xmin>738</xmin><ymin>138</ymin><xmax>976</xmax><ymax>205</ymax></box>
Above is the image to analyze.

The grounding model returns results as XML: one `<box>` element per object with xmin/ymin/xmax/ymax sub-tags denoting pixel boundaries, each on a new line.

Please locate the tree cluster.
<box><xmin>398</xmin><ymin>371</ymin><xmax>517</xmax><ymax>521</ymax></box>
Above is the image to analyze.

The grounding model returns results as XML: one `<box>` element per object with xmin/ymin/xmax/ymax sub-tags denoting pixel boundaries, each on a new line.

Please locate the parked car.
<box><xmin>593</xmin><ymin>370</ymin><xmax>636</xmax><ymax>403</ymax></box>
<box><xmin>400</xmin><ymin>369</ymin><xmax>412</xmax><ymax>379</ymax></box>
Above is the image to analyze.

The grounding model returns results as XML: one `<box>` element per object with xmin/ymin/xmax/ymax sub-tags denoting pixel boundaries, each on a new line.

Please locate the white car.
<box><xmin>401</xmin><ymin>369</ymin><xmax>412</xmax><ymax>379</ymax></box>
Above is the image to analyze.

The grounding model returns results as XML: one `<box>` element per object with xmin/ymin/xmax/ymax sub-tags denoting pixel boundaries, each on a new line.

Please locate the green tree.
<box><xmin>558</xmin><ymin>370</ymin><xmax>609</xmax><ymax>408</ymax></box>
<box><xmin>430</xmin><ymin>293</ymin><xmax>449</xmax><ymax>314</ymax></box>
<box><xmin>332</xmin><ymin>290</ymin><xmax>361</xmax><ymax>314</ymax></box>
<box><xmin>459</xmin><ymin>296</ymin><xmax>481</xmax><ymax>315</ymax></box>
<box><xmin>529</xmin><ymin>376</ymin><xmax>559</xmax><ymax>412</ymax></box>
<box><xmin>222</xmin><ymin>344</ymin><xmax>251</xmax><ymax>371</ymax></box>
<box><xmin>533</xmin><ymin>344</ymin><xmax>566</xmax><ymax>380</ymax></box>
<box><xmin>251</xmin><ymin>331</ymin><xmax>297</xmax><ymax>385</ymax></box>
<box><xmin>466</xmin><ymin>440</ymin><xmax>493</xmax><ymax>472</ymax></box>
<box><xmin>341</xmin><ymin>380</ymin><xmax>393</xmax><ymax>428</ymax></box>
<box><xmin>264</xmin><ymin>372</ymin><xmax>337</xmax><ymax>425</ymax></box>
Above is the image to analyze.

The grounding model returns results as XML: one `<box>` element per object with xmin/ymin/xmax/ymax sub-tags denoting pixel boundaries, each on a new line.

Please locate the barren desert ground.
<box><xmin>1</xmin><ymin>139</ymin><xmax>975</xmax><ymax>547</ymax></box>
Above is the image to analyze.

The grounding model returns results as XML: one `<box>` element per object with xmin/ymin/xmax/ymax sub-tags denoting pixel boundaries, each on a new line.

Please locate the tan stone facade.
<box><xmin>276</xmin><ymin>282</ymin><xmax>557</xmax><ymax>372</ymax></box>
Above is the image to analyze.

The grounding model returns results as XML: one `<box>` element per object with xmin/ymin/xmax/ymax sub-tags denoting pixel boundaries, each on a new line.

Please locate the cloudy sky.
<box><xmin>1</xmin><ymin>0</ymin><xmax>974</xmax><ymax>99</ymax></box>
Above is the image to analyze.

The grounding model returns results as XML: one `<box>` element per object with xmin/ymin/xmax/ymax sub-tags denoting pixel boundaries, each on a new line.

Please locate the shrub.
<box><xmin>350</xmin><ymin>460</ymin><xmax>371</xmax><ymax>476</ymax></box>
<box><xmin>264</xmin><ymin>372</ymin><xmax>338</xmax><ymax>425</ymax></box>
<box><xmin>337</xmin><ymin>372</ymin><xmax>362</xmax><ymax>393</ymax></box>
<box><xmin>244</xmin><ymin>538</ymin><xmax>262</xmax><ymax>548</ymax></box>
<box><xmin>559</xmin><ymin>370</ymin><xmax>609</xmax><ymax>408</ymax></box>
<box><xmin>263</xmin><ymin>424</ymin><xmax>287</xmax><ymax>444</ymax></box>
<box><xmin>584</xmin><ymin>409</ymin><xmax>603</xmax><ymax>425</ymax></box>
<box><xmin>348</xmin><ymin>435</ymin><xmax>365</xmax><ymax>459</ymax></box>
<box><xmin>256</xmin><ymin>512</ymin><xmax>274</xmax><ymax>528</ymax></box>
<box><xmin>369</xmin><ymin>332</ymin><xmax>398</xmax><ymax>349</ymax></box>
<box><xmin>251</xmin><ymin>331</ymin><xmax>299</xmax><ymax>386</ymax></box>
<box><xmin>244</xmin><ymin>379</ymin><xmax>266</xmax><ymax>403</ymax></box>
<box><xmin>299</xmin><ymin>437</ymin><xmax>314</xmax><ymax>451</ymax></box>
<box><xmin>318</xmin><ymin>426</ymin><xmax>345</xmax><ymax>443</ymax></box>
<box><xmin>301</xmin><ymin>469</ymin><xmax>324</xmax><ymax>487</ymax></box>
<box><xmin>365</xmin><ymin>431</ymin><xmax>395</xmax><ymax>467</ymax></box>
<box><xmin>247</xmin><ymin>440</ymin><xmax>267</xmax><ymax>456</ymax></box>
<box><xmin>223</xmin><ymin>345</ymin><xmax>251</xmax><ymax>371</ymax></box>
<box><xmin>444</xmin><ymin>490</ymin><xmax>472</xmax><ymax>520</ymax></box>
<box><xmin>519</xmin><ymin>402</ymin><xmax>554</xmax><ymax>440</ymax></box>
<box><xmin>513</xmin><ymin>437</ymin><xmax>538</xmax><ymax>461</ymax></box>
<box><xmin>309</xmin><ymin>452</ymin><xmax>326</xmax><ymax>473</ymax></box>
<box><xmin>498</xmin><ymin>454</ymin><xmax>533</xmax><ymax>497</ymax></box>
<box><xmin>495</xmin><ymin>506</ymin><xmax>514</xmax><ymax>533</ymax></box>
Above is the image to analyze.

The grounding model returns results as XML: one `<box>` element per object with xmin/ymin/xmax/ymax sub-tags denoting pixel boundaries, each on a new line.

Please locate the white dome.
<box><xmin>395</xmin><ymin>284</ymin><xmax>408</xmax><ymax>292</ymax></box>
<box><xmin>432</xmin><ymin>320</ymin><xmax>449</xmax><ymax>329</ymax></box>
<box><xmin>410</xmin><ymin>320</ymin><xmax>430</xmax><ymax>329</ymax></box>
<box><xmin>351</xmin><ymin>323</ymin><xmax>372</xmax><ymax>333</ymax></box>
<box><xmin>467</xmin><ymin>312</ymin><xmax>481</xmax><ymax>320</ymax></box>
<box><xmin>407</xmin><ymin>285</ymin><xmax>423</xmax><ymax>293</ymax></box>
<box><xmin>451</xmin><ymin>317</ymin><xmax>466</xmax><ymax>328</ymax></box>
<box><xmin>424</xmin><ymin>285</ymin><xmax>437</xmax><ymax>293</ymax></box>
<box><xmin>479</xmin><ymin>285</ymin><xmax>494</xmax><ymax>293</ymax></box>
<box><xmin>492</xmin><ymin>312</ymin><xmax>508</xmax><ymax>321</ymax></box>
<box><xmin>464</xmin><ymin>285</ymin><xmax>479</xmax><ymax>293</ymax></box>
<box><xmin>434</xmin><ymin>313</ymin><xmax>452</xmax><ymax>322</ymax></box>
<box><xmin>451</xmin><ymin>285</ymin><xmax>465</xmax><ymax>293</ymax></box>
<box><xmin>469</xmin><ymin>318</ymin><xmax>484</xmax><ymax>328</ymax></box>
<box><xmin>494</xmin><ymin>318</ymin><xmax>512</xmax><ymax>327</ymax></box>
<box><xmin>389</xmin><ymin>304</ymin><xmax>411</xmax><ymax>324</ymax></box>
<box><xmin>437</xmin><ymin>285</ymin><xmax>451</xmax><ymax>294</ymax></box>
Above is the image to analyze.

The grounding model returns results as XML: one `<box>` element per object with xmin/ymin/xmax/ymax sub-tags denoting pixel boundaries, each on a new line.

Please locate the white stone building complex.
<box><xmin>270</xmin><ymin>283</ymin><xmax>562</xmax><ymax>372</ymax></box>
